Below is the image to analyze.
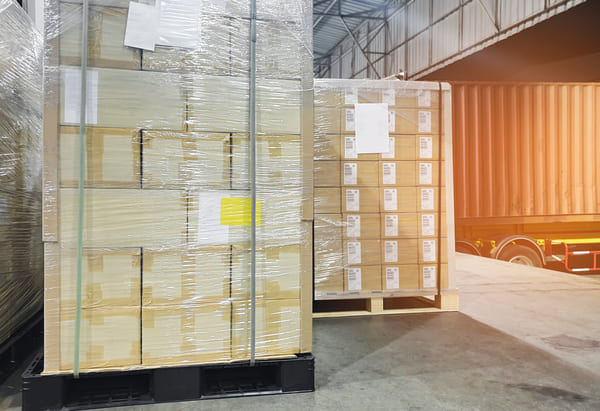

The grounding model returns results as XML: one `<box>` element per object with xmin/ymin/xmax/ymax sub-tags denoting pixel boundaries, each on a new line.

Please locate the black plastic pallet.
<box><xmin>0</xmin><ymin>310</ymin><xmax>43</xmax><ymax>384</ymax></box>
<box><xmin>22</xmin><ymin>352</ymin><xmax>315</xmax><ymax>411</ymax></box>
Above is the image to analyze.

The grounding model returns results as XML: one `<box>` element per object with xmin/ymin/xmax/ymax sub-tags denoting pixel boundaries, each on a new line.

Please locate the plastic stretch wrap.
<box><xmin>43</xmin><ymin>0</ymin><xmax>313</xmax><ymax>373</ymax></box>
<box><xmin>313</xmin><ymin>79</ymin><xmax>455</xmax><ymax>300</ymax></box>
<box><xmin>0</xmin><ymin>0</ymin><xmax>43</xmax><ymax>347</ymax></box>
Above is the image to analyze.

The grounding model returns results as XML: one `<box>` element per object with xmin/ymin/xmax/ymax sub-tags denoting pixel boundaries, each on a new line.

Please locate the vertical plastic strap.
<box><xmin>74</xmin><ymin>0</ymin><xmax>89</xmax><ymax>379</ymax></box>
<box><xmin>249</xmin><ymin>0</ymin><xmax>257</xmax><ymax>366</ymax></box>
<box><xmin>436</xmin><ymin>84</ymin><xmax>443</xmax><ymax>292</ymax></box>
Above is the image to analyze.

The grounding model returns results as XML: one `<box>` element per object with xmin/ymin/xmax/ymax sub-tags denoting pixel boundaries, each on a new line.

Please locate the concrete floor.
<box><xmin>3</xmin><ymin>254</ymin><xmax>600</xmax><ymax>410</ymax></box>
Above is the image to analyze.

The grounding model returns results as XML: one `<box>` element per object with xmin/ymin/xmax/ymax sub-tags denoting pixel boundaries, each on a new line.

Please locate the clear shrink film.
<box><xmin>0</xmin><ymin>0</ymin><xmax>44</xmax><ymax>348</ymax></box>
<box><xmin>42</xmin><ymin>0</ymin><xmax>313</xmax><ymax>374</ymax></box>
<box><xmin>313</xmin><ymin>79</ymin><xmax>453</xmax><ymax>300</ymax></box>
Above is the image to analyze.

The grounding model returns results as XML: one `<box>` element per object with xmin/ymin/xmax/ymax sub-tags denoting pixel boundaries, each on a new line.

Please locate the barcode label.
<box><xmin>385</xmin><ymin>215</ymin><xmax>398</xmax><ymax>237</ymax></box>
<box><xmin>386</xmin><ymin>267</ymin><xmax>400</xmax><ymax>289</ymax></box>
<box><xmin>344</xmin><ymin>136</ymin><xmax>357</xmax><ymax>159</ymax></box>
<box><xmin>381</xmin><ymin>137</ymin><xmax>395</xmax><ymax>159</ymax></box>
<box><xmin>347</xmin><ymin>215</ymin><xmax>361</xmax><ymax>237</ymax></box>
<box><xmin>419</xmin><ymin>136</ymin><xmax>433</xmax><ymax>159</ymax></box>
<box><xmin>345</xmin><ymin>88</ymin><xmax>358</xmax><ymax>104</ymax></box>
<box><xmin>419</xmin><ymin>162</ymin><xmax>433</xmax><ymax>185</ymax></box>
<box><xmin>347</xmin><ymin>241</ymin><xmax>362</xmax><ymax>265</ymax></box>
<box><xmin>423</xmin><ymin>239</ymin><xmax>436</xmax><ymax>262</ymax></box>
<box><xmin>384</xmin><ymin>189</ymin><xmax>398</xmax><ymax>211</ymax></box>
<box><xmin>421</xmin><ymin>188</ymin><xmax>434</xmax><ymax>210</ymax></box>
<box><xmin>382</xmin><ymin>163</ymin><xmax>396</xmax><ymax>185</ymax></box>
<box><xmin>418</xmin><ymin>90</ymin><xmax>431</xmax><ymax>107</ymax></box>
<box><xmin>348</xmin><ymin>268</ymin><xmax>362</xmax><ymax>290</ymax></box>
<box><xmin>346</xmin><ymin>189</ymin><xmax>359</xmax><ymax>211</ymax></box>
<box><xmin>345</xmin><ymin>109</ymin><xmax>355</xmax><ymax>131</ymax></box>
<box><xmin>384</xmin><ymin>240</ymin><xmax>398</xmax><ymax>263</ymax></box>
<box><xmin>423</xmin><ymin>266</ymin><xmax>436</xmax><ymax>288</ymax></box>
<box><xmin>344</xmin><ymin>163</ymin><xmax>357</xmax><ymax>185</ymax></box>
<box><xmin>418</xmin><ymin>111</ymin><xmax>431</xmax><ymax>133</ymax></box>
<box><xmin>382</xmin><ymin>89</ymin><xmax>396</xmax><ymax>106</ymax></box>
<box><xmin>388</xmin><ymin>110</ymin><xmax>396</xmax><ymax>132</ymax></box>
<box><xmin>421</xmin><ymin>214</ymin><xmax>435</xmax><ymax>236</ymax></box>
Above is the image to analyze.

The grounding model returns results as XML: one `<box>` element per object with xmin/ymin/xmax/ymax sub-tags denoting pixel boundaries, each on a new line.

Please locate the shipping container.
<box><xmin>452</xmin><ymin>82</ymin><xmax>600</xmax><ymax>273</ymax></box>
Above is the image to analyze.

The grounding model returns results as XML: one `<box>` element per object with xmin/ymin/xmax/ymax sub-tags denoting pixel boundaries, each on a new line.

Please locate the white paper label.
<box><xmin>418</xmin><ymin>111</ymin><xmax>432</xmax><ymax>133</ymax></box>
<box><xmin>344</xmin><ymin>136</ymin><xmax>357</xmax><ymax>159</ymax></box>
<box><xmin>382</xmin><ymin>163</ymin><xmax>396</xmax><ymax>185</ymax></box>
<box><xmin>345</xmin><ymin>109</ymin><xmax>355</xmax><ymax>131</ymax></box>
<box><xmin>385</xmin><ymin>215</ymin><xmax>398</xmax><ymax>237</ymax></box>
<box><xmin>346</xmin><ymin>189</ymin><xmax>360</xmax><ymax>211</ymax></box>
<box><xmin>345</xmin><ymin>88</ymin><xmax>358</xmax><ymax>104</ymax></box>
<box><xmin>344</xmin><ymin>163</ymin><xmax>358</xmax><ymax>185</ymax></box>
<box><xmin>64</xmin><ymin>69</ymin><xmax>99</xmax><ymax>125</ymax></box>
<box><xmin>157</xmin><ymin>0</ymin><xmax>201</xmax><ymax>49</ymax></box>
<box><xmin>355</xmin><ymin>103</ymin><xmax>389</xmax><ymax>153</ymax></box>
<box><xmin>347</xmin><ymin>241</ymin><xmax>362</xmax><ymax>265</ymax></box>
<box><xmin>419</xmin><ymin>136</ymin><xmax>433</xmax><ymax>159</ymax></box>
<box><xmin>384</xmin><ymin>241</ymin><xmax>398</xmax><ymax>263</ymax></box>
<box><xmin>124</xmin><ymin>2</ymin><xmax>159</xmax><ymax>51</ymax></box>
<box><xmin>421</xmin><ymin>188</ymin><xmax>434</xmax><ymax>210</ymax></box>
<box><xmin>421</xmin><ymin>214</ymin><xmax>435</xmax><ymax>237</ymax></box>
<box><xmin>347</xmin><ymin>215</ymin><xmax>361</xmax><ymax>238</ymax></box>
<box><xmin>384</xmin><ymin>189</ymin><xmax>398</xmax><ymax>211</ymax></box>
<box><xmin>388</xmin><ymin>110</ymin><xmax>396</xmax><ymax>132</ymax></box>
<box><xmin>386</xmin><ymin>267</ymin><xmax>400</xmax><ymax>289</ymax></box>
<box><xmin>418</xmin><ymin>90</ymin><xmax>431</xmax><ymax>107</ymax></box>
<box><xmin>423</xmin><ymin>266</ymin><xmax>436</xmax><ymax>288</ymax></box>
<box><xmin>381</xmin><ymin>137</ymin><xmax>395</xmax><ymax>159</ymax></box>
<box><xmin>382</xmin><ymin>89</ymin><xmax>396</xmax><ymax>106</ymax></box>
<box><xmin>423</xmin><ymin>240</ymin><xmax>436</xmax><ymax>262</ymax></box>
<box><xmin>348</xmin><ymin>268</ymin><xmax>362</xmax><ymax>291</ymax></box>
<box><xmin>419</xmin><ymin>163</ymin><xmax>433</xmax><ymax>185</ymax></box>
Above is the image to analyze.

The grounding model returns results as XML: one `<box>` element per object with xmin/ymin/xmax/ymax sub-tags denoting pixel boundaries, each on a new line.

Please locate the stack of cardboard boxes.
<box><xmin>43</xmin><ymin>0</ymin><xmax>312</xmax><ymax>373</ymax></box>
<box><xmin>313</xmin><ymin>79</ymin><xmax>454</xmax><ymax>301</ymax></box>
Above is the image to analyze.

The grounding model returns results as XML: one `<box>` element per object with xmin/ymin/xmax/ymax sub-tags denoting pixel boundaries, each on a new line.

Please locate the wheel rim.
<box><xmin>508</xmin><ymin>255</ymin><xmax>534</xmax><ymax>266</ymax></box>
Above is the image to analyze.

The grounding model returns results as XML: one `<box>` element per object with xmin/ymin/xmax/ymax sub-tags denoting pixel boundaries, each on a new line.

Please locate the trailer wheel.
<box><xmin>497</xmin><ymin>244</ymin><xmax>543</xmax><ymax>267</ymax></box>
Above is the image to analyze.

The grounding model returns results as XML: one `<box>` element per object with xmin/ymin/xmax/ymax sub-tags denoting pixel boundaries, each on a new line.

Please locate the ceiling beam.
<box><xmin>339</xmin><ymin>16</ymin><xmax>381</xmax><ymax>78</ymax></box>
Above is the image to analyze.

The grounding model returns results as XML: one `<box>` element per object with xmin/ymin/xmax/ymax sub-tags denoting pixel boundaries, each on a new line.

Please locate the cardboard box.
<box><xmin>314</xmin><ymin>214</ymin><xmax>342</xmax><ymax>241</ymax></box>
<box><xmin>314</xmin><ymin>268</ymin><xmax>344</xmax><ymax>295</ymax></box>
<box><xmin>58</xmin><ymin>188</ymin><xmax>187</xmax><ymax>247</ymax></box>
<box><xmin>142</xmin><ymin>131</ymin><xmax>230</xmax><ymax>189</ymax></box>
<box><xmin>142</xmin><ymin>301</ymin><xmax>231</xmax><ymax>366</ymax></box>
<box><xmin>378</xmin><ymin>135</ymin><xmax>415</xmax><ymax>161</ymax></box>
<box><xmin>418</xmin><ymin>187</ymin><xmax>440</xmax><ymax>212</ymax></box>
<box><xmin>420</xmin><ymin>263</ymin><xmax>450</xmax><ymax>290</ymax></box>
<box><xmin>342</xmin><ymin>213</ymin><xmax>380</xmax><ymax>240</ymax></box>
<box><xmin>416</xmin><ymin>135</ymin><xmax>441</xmax><ymax>161</ymax></box>
<box><xmin>416</xmin><ymin>161</ymin><xmax>443</xmax><ymax>186</ymax></box>
<box><xmin>232</xmin><ymin>299</ymin><xmax>301</xmax><ymax>359</ymax></box>
<box><xmin>335</xmin><ymin>87</ymin><xmax>440</xmax><ymax>108</ymax></box>
<box><xmin>59</xmin><ymin>126</ymin><xmax>140</xmax><ymax>188</ymax></box>
<box><xmin>314</xmin><ymin>239</ymin><xmax>343</xmax><ymax>274</ymax></box>
<box><xmin>343</xmin><ymin>239</ymin><xmax>381</xmax><ymax>266</ymax></box>
<box><xmin>314</xmin><ymin>187</ymin><xmax>341</xmax><ymax>214</ymax></box>
<box><xmin>314</xmin><ymin>134</ymin><xmax>342</xmax><ymax>161</ymax></box>
<box><xmin>342</xmin><ymin>187</ymin><xmax>379</xmax><ymax>213</ymax></box>
<box><xmin>340</xmin><ymin>136</ymin><xmax>378</xmax><ymax>161</ymax></box>
<box><xmin>382</xmin><ymin>265</ymin><xmax>419</xmax><ymax>290</ymax></box>
<box><xmin>314</xmin><ymin>107</ymin><xmax>341</xmax><ymax>134</ymax></box>
<box><xmin>343</xmin><ymin>265</ymin><xmax>381</xmax><ymax>291</ymax></box>
<box><xmin>380</xmin><ymin>187</ymin><xmax>417</xmax><ymax>212</ymax></box>
<box><xmin>341</xmin><ymin>161</ymin><xmax>379</xmax><ymax>187</ymax></box>
<box><xmin>389</xmin><ymin>109</ymin><xmax>440</xmax><ymax>134</ymax></box>
<box><xmin>142</xmin><ymin>246</ymin><xmax>231</xmax><ymax>305</ymax></box>
<box><xmin>59</xmin><ymin>67</ymin><xmax>186</xmax><ymax>130</ymax></box>
<box><xmin>379</xmin><ymin>161</ymin><xmax>416</xmax><ymax>186</ymax></box>
<box><xmin>418</xmin><ymin>213</ymin><xmax>447</xmax><ymax>237</ymax></box>
<box><xmin>418</xmin><ymin>238</ymin><xmax>448</xmax><ymax>264</ymax></box>
<box><xmin>381</xmin><ymin>238</ymin><xmax>418</xmax><ymax>264</ymax></box>
<box><xmin>380</xmin><ymin>213</ymin><xmax>419</xmax><ymax>239</ymax></box>
<box><xmin>314</xmin><ymin>161</ymin><xmax>341</xmax><ymax>188</ymax></box>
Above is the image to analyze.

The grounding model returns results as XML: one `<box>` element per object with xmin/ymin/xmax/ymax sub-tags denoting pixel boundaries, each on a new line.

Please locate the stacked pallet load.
<box><xmin>313</xmin><ymin>79</ymin><xmax>458</xmax><ymax>312</ymax></box>
<box><xmin>43</xmin><ymin>0</ymin><xmax>312</xmax><ymax>374</ymax></box>
<box><xmin>0</xmin><ymin>0</ymin><xmax>43</xmax><ymax>351</ymax></box>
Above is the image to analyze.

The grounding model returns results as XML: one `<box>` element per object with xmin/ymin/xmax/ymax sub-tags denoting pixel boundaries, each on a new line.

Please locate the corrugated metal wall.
<box><xmin>452</xmin><ymin>82</ymin><xmax>600</xmax><ymax>220</ymax></box>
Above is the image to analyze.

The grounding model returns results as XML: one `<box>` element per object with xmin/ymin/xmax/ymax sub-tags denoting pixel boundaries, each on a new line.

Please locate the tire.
<box><xmin>456</xmin><ymin>242</ymin><xmax>479</xmax><ymax>256</ymax></box>
<box><xmin>497</xmin><ymin>244</ymin><xmax>543</xmax><ymax>267</ymax></box>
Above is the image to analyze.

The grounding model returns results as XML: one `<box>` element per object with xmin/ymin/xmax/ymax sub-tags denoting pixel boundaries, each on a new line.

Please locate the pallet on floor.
<box><xmin>313</xmin><ymin>295</ymin><xmax>458</xmax><ymax>318</ymax></box>
<box><xmin>22</xmin><ymin>352</ymin><xmax>314</xmax><ymax>411</ymax></box>
<box><xmin>0</xmin><ymin>310</ymin><xmax>43</xmax><ymax>384</ymax></box>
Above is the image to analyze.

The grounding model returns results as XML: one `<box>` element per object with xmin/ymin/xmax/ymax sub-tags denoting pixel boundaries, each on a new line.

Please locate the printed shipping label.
<box><xmin>381</xmin><ymin>137</ymin><xmax>396</xmax><ymax>159</ymax></box>
<box><xmin>421</xmin><ymin>214</ymin><xmax>435</xmax><ymax>236</ymax></box>
<box><xmin>384</xmin><ymin>241</ymin><xmax>398</xmax><ymax>263</ymax></box>
<box><xmin>386</xmin><ymin>267</ymin><xmax>400</xmax><ymax>289</ymax></box>
<box><xmin>382</xmin><ymin>89</ymin><xmax>396</xmax><ymax>106</ymax></box>
<box><xmin>423</xmin><ymin>266</ymin><xmax>436</xmax><ymax>288</ymax></box>
<box><xmin>347</xmin><ymin>241</ymin><xmax>362</xmax><ymax>265</ymax></box>
<box><xmin>345</xmin><ymin>109</ymin><xmax>355</xmax><ymax>131</ymax></box>
<box><xmin>384</xmin><ymin>189</ymin><xmax>398</xmax><ymax>211</ymax></box>
<box><xmin>419</xmin><ymin>136</ymin><xmax>433</xmax><ymax>159</ymax></box>
<box><xmin>382</xmin><ymin>163</ymin><xmax>396</xmax><ymax>185</ymax></box>
<box><xmin>419</xmin><ymin>162</ymin><xmax>433</xmax><ymax>185</ymax></box>
<box><xmin>418</xmin><ymin>90</ymin><xmax>431</xmax><ymax>107</ymax></box>
<box><xmin>385</xmin><ymin>215</ymin><xmax>399</xmax><ymax>237</ymax></box>
<box><xmin>344</xmin><ymin>163</ymin><xmax>358</xmax><ymax>185</ymax></box>
<box><xmin>344</xmin><ymin>136</ymin><xmax>357</xmax><ymax>159</ymax></box>
<box><xmin>388</xmin><ymin>110</ymin><xmax>396</xmax><ymax>132</ymax></box>
<box><xmin>421</xmin><ymin>188</ymin><xmax>434</xmax><ymax>210</ymax></box>
<box><xmin>347</xmin><ymin>215</ymin><xmax>361</xmax><ymax>237</ymax></box>
<box><xmin>348</xmin><ymin>268</ymin><xmax>362</xmax><ymax>291</ymax></box>
<box><xmin>346</xmin><ymin>189</ymin><xmax>360</xmax><ymax>211</ymax></box>
<box><xmin>345</xmin><ymin>88</ymin><xmax>358</xmax><ymax>104</ymax></box>
<box><xmin>423</xmin><ymin>240</ymin><xmax>436</xmax><ymax>262</ymax></box>
<box><xmin>418</xmin><ymin>111</ymin><xmax>432</xmax><ymax>133</ymax></box>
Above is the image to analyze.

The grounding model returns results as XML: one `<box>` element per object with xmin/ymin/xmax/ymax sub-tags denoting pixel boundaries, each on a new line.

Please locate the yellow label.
<box><xmin>220</xmin><ymin>198</ymin><xmax>262</xmax><ymax>226</ymax></box>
